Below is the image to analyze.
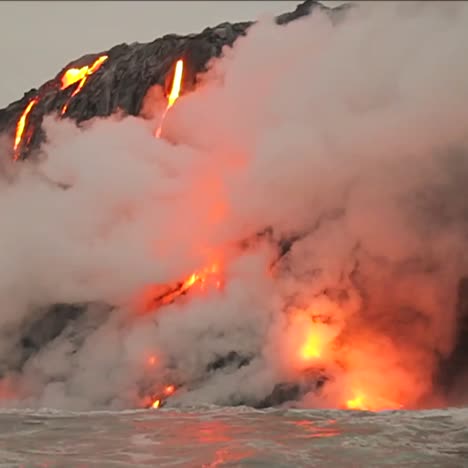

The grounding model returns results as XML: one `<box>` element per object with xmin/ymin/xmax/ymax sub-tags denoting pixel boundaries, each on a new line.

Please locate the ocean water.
<box><xmin>0</xmin><ymin>407</ymin><xmax>467</xmax><ymax>467</ymax></box>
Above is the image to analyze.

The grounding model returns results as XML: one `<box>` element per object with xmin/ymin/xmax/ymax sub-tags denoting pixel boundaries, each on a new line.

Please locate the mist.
<box><xmin>1</xmin><ymin>1</ymin><xmax>468</xmax><ymax>410</ymax></box>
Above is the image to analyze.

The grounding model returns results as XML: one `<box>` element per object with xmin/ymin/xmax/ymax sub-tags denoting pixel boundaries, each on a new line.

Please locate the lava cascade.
<box><xmin>10</xmin><ymin>55</ymin><xmax>109</xmax><ymax>161</ymax></box>
<box><xmin>60</xmin><ymin>55</ymin><xmax>108</xmax><ymax>115</ymax></box>
<box><xmin>155</xmin><ymin>59</ymin><xmax>184</xmax><ymax>138</ymax></box>
<box><xmin>13</xmin><ymin>97</ymin><xmax>38</xmax><ymax>161</ymax></box>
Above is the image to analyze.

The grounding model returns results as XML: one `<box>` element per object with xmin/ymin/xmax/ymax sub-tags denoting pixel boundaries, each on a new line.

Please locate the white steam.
<box><xmin>1</xmin><ymin>1</ymin><xmax>468</xmax><ymax>410</ymax></box>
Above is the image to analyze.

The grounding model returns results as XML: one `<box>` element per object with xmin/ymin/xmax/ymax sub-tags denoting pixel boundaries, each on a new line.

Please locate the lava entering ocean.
<box><xmin>2</xmin><ymin>1</ymin><xmax>468</xmax><ymax>412</ymax></box>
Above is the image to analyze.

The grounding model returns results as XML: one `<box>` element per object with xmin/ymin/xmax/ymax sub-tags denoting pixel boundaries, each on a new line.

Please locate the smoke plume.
<box><xmin>1</xmin><ymin>1</ymin><xmax>468</xmax><ymax>410</ymax></box>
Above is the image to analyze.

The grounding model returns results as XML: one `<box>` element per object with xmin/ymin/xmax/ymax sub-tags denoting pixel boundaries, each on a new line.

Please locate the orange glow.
<box><xmin>155</xmin><ymin>59</ymin><xmax>184</xmax><ymax>138</ymax></box>
<box><xmin>144</xmin><ymin>384</ymin><xmax>176</xmax><ymax>409</ymax></box>
<box><xmin>288</xmin><ymin>310</ymin><xmax>336</xmax><ymax>368</ymax></box>
<box><xmin>337</xmin><ymin>332</ymin><xmax>414</xmax><ymax>411</ymax></box>
<box><xmin>174</xmin><ymin>263</ymin><xmax>222</xmax><ymax>297</ymax></box>
<box><xmin>346</xmin><ymin>393</ymin><xmax>365</xmax><ymax>410</ymax></box>
<box><xmin>300</xmin><ymin>332</ymin><xmax>323</xmax><ymax>360</ymax></box>
<box><xmin>0</xmin><ymin>379</ymin><xmax>18</xmax><ymax>400</ymax></box>
<box><xmin>289</xmin><ymin>311</ymin><xmax>407</xmax><ymax>411</ymax></box>
<box><xmin>13</xmin><ymin>97</ymin><xmax>38</xmax><ymax>160</ymax></box>
<box><xmin>167</xmin><ymin>59</ymin><xmax>184</xmax><ymax>109</ymax></box>
<box><xmin>136</xmin><ymin>262</ymin><xmax>222</xmax><ymax>314</ymax></box>
<box><xmin>61</xmin><ymin>55</ymin><xmax>108</xmax><ymax>115</ymax></box>
<box><xmin>148</xmin><ymin>355</ymin><xmax>158</xmax><ymax>366</ymax></box>
<box><xmin>61</xmin><ymin>67</ymin><xmax>88</xmax><ymax>90</ymax></box>
<box><xmin>345</xmin><ymin>389</ymin><xmax>403</xmax><ymax>411</ymax></box>
<box><xmin>164</xmin><ymin>385</ymin><xmax>175</xmax><ymax>396</ymax></box>
<box><xmin>181</xmin><ymin>263</ymin><xmax>220</xmax><ymax>292</ymax></box>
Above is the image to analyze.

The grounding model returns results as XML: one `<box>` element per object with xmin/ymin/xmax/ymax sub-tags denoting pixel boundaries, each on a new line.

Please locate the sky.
<box><xmin>0</xmin><ymin>0</ymin><xmax>331</xmax><ymax>108</ymax></box>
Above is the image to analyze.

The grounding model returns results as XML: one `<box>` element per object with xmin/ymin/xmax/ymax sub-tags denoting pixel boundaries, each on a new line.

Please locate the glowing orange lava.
<box><xmin>155</xmin><ymin>59</ymin><xmax>184</xmax><ymax>138</ymax></box>
<box><xmin>300</xmin><ymin>332</ymin><xmax>323</xmax><ymax>361</ymax></box>
<box><xmin>167</xmin><ymin>59</ymin><xmax>184</xmax><ymax>108</ymax></box>
<box><xmin>345</xmin><ymin>390</ymin><xmax>403</xmax><ymax>411</ymax></box>
<box><xmin>61</xmin><ymin>67</ymin><xmax>88</xmax><ymax>90</ymax></box>
<box><xmin>164</xmin><ymin>385</ymin><xmax>175</xmax><ymax>396</ymax></box>
<box><xmin>60</xmin><ymin>55</ymin><xmax>108</xmax><ymax>115</ymax></box>
<box><xmin>289</xmin><ymin>311</ymin><xmax>334</xmax><ymax>368</ymax></box>
<box><xmin>136</xmin><ymin>262</ymin><xmax>222</xmax><ymax>314</ymax></box>
<box><xmin>183</xmin><ymin>263</ymin><xmax>221</xmax><ymax>292</ymax></box>
<box><xmin>346</xmin><ymin>393</ymin><xmax>366</xmax><ymax>410</ymax></box>
<box><xmin>13</xmin><ymin>97</ymin><xmax>38</xmax><ymax>161</ymax></box>
<box><xmin>145</xmin><ymin>384</ymin><xmax>176</xmax><ymax>409</ymax></box>
<box><xmin>172</xmin><ymin>263</ymin><xmax>222</xmax><ymax>298</ymax></box>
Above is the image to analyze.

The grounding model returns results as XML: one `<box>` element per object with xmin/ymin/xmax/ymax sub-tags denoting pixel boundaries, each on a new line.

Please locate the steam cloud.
<box><xmin>1</xmin><ymin>1</ymin><xmax>468</xmax><ymax>410</ymax></box>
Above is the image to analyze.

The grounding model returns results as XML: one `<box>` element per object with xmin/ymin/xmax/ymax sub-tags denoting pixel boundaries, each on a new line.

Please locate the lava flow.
<box><xmin>291</xmin><ymin>310</ymin><xmax>332</xmax><ymax>369</ymax></box>
<box><xmin>147</xmin><ymin>384</ymin><xmax>176</xmax><ymax>409</ymax></box>
<box><xmin>13</xmin><ymin>97</ymin><xmax>38</xmax><ymax>161</ymax></box>
<box><xmin>60</xmin><ymin>55</ymin><xmax>108</xmax><ymax>115</ymax></box>
<box><xmin>11</xmin><ymin>55</ymin><xmax>108</xmax><ymax>160</ymax></box>
<box><xmin>155</xmin><ymin>59</ymin><xmax>184</xmax><ymax>138</ymax></box>
<box><xmin>300</xmin><ymin>334</ymin><xmax>322</xmax><ymax>360</ymax></box>
<box><xmin>346</xmin><ymin>391</ymin><xmax>403</xmax><ymax>411</ymax></box>
<box><xmin>137</xmin><ymin>264</ymin><xmax>221</xmax><ymax>408</ymax></box>
<box><xmin>136</xmin><ymin>262</ymin><xmax>222</xmax><ymax>315</ymax></box>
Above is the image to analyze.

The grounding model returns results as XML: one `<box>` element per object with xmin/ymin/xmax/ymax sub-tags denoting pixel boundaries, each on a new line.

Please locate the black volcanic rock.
<box><xmin>0</xmin><ymin>0</ymin><xmax>349</xmax><ymax>162</ymax></box>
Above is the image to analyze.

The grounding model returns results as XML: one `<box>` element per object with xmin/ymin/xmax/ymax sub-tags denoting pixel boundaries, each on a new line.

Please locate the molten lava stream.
<box><xmin>60</xmin><ymin>55</ymin><xmax>108</xmax><ymax>115</ymax></box>
<box><xmin>13</xmin><ymin>97</ymin><xmax>38</xmax><ymax>161</ymax></box>
<box><xmin>136</xmin><ymin>262</ymin><xmax>222</xmax><ymax>315</ymax></box>
<box><xmin>155</xmin><ymin>59</ymin><xmax>184</xmax><ymax>138</ymax></box>
<box><xmin>147</xmin><ymin>384</ymin><xmax>176</xmax><ymax>409</ymax></box>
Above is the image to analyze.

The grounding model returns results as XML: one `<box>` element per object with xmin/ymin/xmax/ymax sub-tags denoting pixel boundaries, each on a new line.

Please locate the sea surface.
<box><xmin>0</xmin><ymin>407</ymin><xmax>466</xmax><ymax>467</ymax></box>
